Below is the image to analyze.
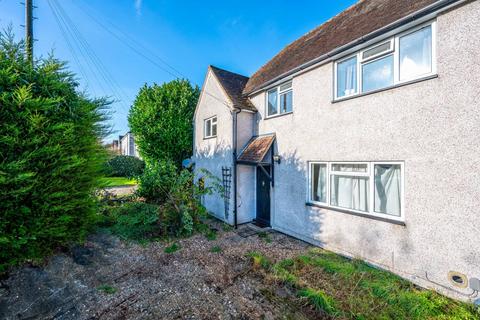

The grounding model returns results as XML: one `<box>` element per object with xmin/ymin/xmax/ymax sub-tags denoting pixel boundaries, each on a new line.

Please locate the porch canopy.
<box><xmin>237</xmin><ymin>134</ymin><xmax>275</xmax><ymax>165</ymax></box>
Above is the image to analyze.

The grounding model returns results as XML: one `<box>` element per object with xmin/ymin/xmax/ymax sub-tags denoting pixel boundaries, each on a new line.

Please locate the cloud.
<box><xmin>135</xmin><ymin>0</ymin><xmax>142</xmax><ymax>16</ymax></box>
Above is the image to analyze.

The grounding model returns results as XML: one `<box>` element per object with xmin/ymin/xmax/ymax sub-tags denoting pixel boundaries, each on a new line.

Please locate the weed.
<box><xmin>210</xmin><ymin>246</ymin><xmax>222</xmax><ymax>253</ymax></box>
<box><xmin>97</xmin><ymin>284</ymin><xmax>117</xmax><ymax>294</ymax></box>
<box><xmin>298</xmin><ymin>288</ymin><xmax>337</xmax><ymax>315</ymax></box>
<box><xmin>258</xmin><ymin>231</ymin><xmax>272</xmax><ymax>243</ymax></box>
<box><xmin>247</xmin><ymin>251</ymin><xmax>271</xmax><ymax>269</ymax></box>
<box><xmin>164</xmin><ymin>243</ymin><xmax>180</xmax><ymax>254</ymax></box>
<box><xmin>222</xmin><ymin>223</ymin><xmax>234</xmax><ymax>232</ymax></box>
<box><xmin>205</xmin><ymin>229</ymin><xmax>217</xmax><ymax>241</ymax></box>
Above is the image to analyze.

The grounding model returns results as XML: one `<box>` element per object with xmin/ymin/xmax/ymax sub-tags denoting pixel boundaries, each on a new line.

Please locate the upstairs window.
<box><xmin>204</xmin><ymin>116</ymin><xmax>217</xmax><ymax>138</ymax></box>
<box><xmin>266</xmin><ymin>82</ymin><xmax>292</xmax><ymax>117</ymax></box>
<box><xmin>334</xmin><ymin>22</ymin><xmax>435</xmax><ymax>100</ymax></box>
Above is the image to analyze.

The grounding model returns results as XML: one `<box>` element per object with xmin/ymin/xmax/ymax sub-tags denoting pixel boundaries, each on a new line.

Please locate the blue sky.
<box><xmin>0</xmin><ymin>0</ymin><xmax>355</xmax><ymax>141</ymax></box>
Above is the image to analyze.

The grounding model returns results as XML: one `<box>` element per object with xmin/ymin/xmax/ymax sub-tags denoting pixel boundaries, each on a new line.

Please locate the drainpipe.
<box><xmin>232</xmin><ymin>106</ymin><xmax>241</xmax><ymax>229</ymax></box>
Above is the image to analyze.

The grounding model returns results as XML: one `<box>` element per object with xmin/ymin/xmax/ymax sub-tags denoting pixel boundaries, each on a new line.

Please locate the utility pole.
<box><xmin>25</xmin><ymin>0</ymin><xmax>33</xmax><ymax>64</ymax></box>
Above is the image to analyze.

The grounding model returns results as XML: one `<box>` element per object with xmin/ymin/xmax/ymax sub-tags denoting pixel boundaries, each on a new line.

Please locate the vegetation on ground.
<box><xmin>99</xmin><ymin>177</ymin><xmax>137</xmax><ymax>187</ymax></box>
<box><xmin>210</xmin><ymin>246</ymin><xmax>222</xmax><ymax>253</ymax></box>
<box><xmin>97</xmin><ymin>284</ymin><xmax>117</xmax><ymax>294</ymax></box>
<box><xmin>103</xmin><ymin>155</ymin><xmax>144</xmax><ymax>178</ymax></box>
<box><xmin>164</xmin><ymin>243</ymin><xmax>180</xmax><ymax>254</ymax></box>
<box><xmin>0</xmin><ymin>32</ymin><xmax>109</xmax><ymax>272</ymax></box>
<box><xmin>128</xmin><ymin>79</ymin><xmax>200</xmax><ymax>167</ymax></box>
<box><xmin>249</xmin><ymin>249</ymin><xmax>480</xmax><ymax>319</ymax></box>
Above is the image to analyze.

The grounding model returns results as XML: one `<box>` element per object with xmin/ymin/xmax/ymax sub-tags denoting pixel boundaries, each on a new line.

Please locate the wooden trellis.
<box><xmin>221</xmin><ymin>166</ymin><xmax>232</xmax><ymax>219</ymax></box>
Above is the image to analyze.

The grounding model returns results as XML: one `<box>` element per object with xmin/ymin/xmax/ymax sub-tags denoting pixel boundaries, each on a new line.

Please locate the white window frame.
<box><xmin>265</xmin><ymin>81</ymin><xmax>293</xmax><ymax>118</ymax></box>
<box><xmin>334</xmin><ymin>20</ymin><xmax>436</xmax><ymax>101</ymax></box>
<box><xmin>308</xmin><ymin>161</ymin><xmax>405</xmax><ymax>222</ymax></box>
<box><xmin>204</xmin><ymin>116</ymin><xmax>217</xmax><ymax>139</ymax></box>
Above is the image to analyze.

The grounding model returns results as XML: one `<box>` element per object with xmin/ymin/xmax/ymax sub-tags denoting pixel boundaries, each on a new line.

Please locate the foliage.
<box><xmin>128</xmin><ymin>79</ymin><xmax>200</xmax><ymax>167</ymax></box>
<box><xmin>247</xmin><ymin>251</ymin><xmax>271</xmax><ymax>270</ymax></box>
<box><xmin>104</xmin><ymin>155</ymin><xmax>144</xmax><ymax>178</ymax></box>
<box><xmin>136</xmin><ymin>160</ymin><xmax>178</xmax><ymax>204</ymax></box>
<box><xmin>0</xmin><ymin>32</ymin><xmax>109</xmax><ymax>272</ymax></box>
<box><xmin>298</xmin><ymin>288</ymin><xmax>337</xmax><ymax>316</ymax></box>
<box><xmin>164</xmin><ymin>243</ymin><xmax>180</xmax><ymax>254</ymax></box>
<box><xmin>97</xmin><ymin>284</ymin><xmax>117</xmax><ymax>294</ymax></box>
<box><xmin>136</xmin><ymin>161</ymin><xmax>222</xmax><ymax>237</ymax></box>
<box><xmin>205</xmin><ymin>228</ymin><xmax>217</xmax><ymax>241</ymax></box>
<box><xmin>210</xmin><ymin>246</ymin><xmax>222</xmax><ymax>253</ymax></box>
<box><xmin>99</xmin><ymin>177</ymin><xmax>137</xmax><ymax>187</ymax></box>
<box><xmin>255</xmin><ymin>249</ymin><xmax>480</xmax><ymax>319</ymax></box>
<box><xmin>100</xmin><ymin>202</ymin><xmax>159</xmax><ymax>241</ymax></box>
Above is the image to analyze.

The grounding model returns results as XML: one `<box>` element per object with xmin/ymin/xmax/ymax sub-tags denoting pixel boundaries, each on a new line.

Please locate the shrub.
<box><xmin>104</xmin><ymin>155</ymin><xmax>144</xmax><ymax>178</ymax></box>
<box><xmin>101</xmin><ymin>202</ymin><xmax>160</xmax><ymax>241</ymax></box>
<box><xmin>0</xmin><ymin>33</ymin><xmax>109</xmax><ymax>272</ymax></box>
<box><xmin>136</xmin><ymin>160</ymin><xmax>178</xmax><ymax>204</ymax></box>
<box><xmin>128</xmin><ymin>79</ymin><xmax>200</xmax><ymax>167</ymax></box>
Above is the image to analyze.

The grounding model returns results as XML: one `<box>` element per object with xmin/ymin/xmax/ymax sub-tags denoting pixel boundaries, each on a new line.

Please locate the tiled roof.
<box><xmin>237</xmin><ymin>135</ymin><xmax>275</xmax><ymax>163</ymax></box>
<box><xmin>210</xmin><ymin>66</ymin><xmax>257</xmax><ymax>112</ymax></box>
<box><xmin>244</xmin><ymin>0</ymin><xmax>440</xmax><ymax>94</ymax></box>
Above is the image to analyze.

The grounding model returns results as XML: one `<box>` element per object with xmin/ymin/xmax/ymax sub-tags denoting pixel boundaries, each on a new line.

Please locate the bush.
<box><xmin>0</xmin><ymin>33</ymin><xmax>109</xmax><ymax>271</ymax></box>
<box><xmin>136</xmin><ymin>160</ymin><xmax>178</xmax><ymax>204</ymax></box>
<box><xmin>128</xmin><ymin>79</ymin><xmax>199</xmax><ymax>167</ymax></box>
<box><xmin>101</xmin><ymin>202</ymin><xmax>160</xmax><ymax>241</ymax></box>
<box><xmin>104</xmin><ymin>155</ymin><xmax>145</xmax><ymax>178</ymax></box>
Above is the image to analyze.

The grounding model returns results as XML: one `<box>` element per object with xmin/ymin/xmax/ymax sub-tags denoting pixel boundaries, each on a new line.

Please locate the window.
<box><xmin>309</xmin><ymin>161</ymin><xmax>404</xmax><ymax>221</ymax></box>
<box><xmin>204</xmin><ymin>116</ymin><xmax>217</xmax><ymax>138</ymax></box>
<box><xmin>266</xmin><ymin>82</ymin><xmax>293</xmax><ymax>117</ymax></box>
<box><xmin>334</xmin><ymin>22</ymin><xmax>435</xmax><ymax>100</ymax></box>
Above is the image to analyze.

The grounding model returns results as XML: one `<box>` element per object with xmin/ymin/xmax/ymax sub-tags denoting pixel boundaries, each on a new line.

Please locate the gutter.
<box><xmin>244</xmin><ymin>0</ymin><xmax>465</xmax><ymax>96</ymax></box>
<box><xmin>231</xmin><ymin>106</ymin><xmax>242</xmax><ymax>229</ymax></box>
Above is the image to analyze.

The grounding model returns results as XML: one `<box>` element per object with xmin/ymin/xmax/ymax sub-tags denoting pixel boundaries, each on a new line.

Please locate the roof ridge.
<box><xmin>209</xmin><ymin>65</ymin><xmax>250</xmax><ymax>80</ymax></box>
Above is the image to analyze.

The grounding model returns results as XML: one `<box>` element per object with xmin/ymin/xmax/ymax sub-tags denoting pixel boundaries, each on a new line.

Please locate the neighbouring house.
<box><xmin>119</xmin><ymin>132</ymin><xmax>141</xmax><ymax>158</ymax></box>
<box><xmin>106</xmin><ymin>139</ymin><xmax>121</xmax><ymax>154</ymax></box>
<box><xmin>192</xmin><ymin>0</ymin><xmax>480</xmax><ymax>301</ymax></box>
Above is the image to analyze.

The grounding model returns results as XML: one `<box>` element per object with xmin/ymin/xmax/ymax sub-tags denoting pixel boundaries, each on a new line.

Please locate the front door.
<box><xmin>256</xmin><ymin>165</ymin><xmax>271</xmax><ymax>227</ymax></box>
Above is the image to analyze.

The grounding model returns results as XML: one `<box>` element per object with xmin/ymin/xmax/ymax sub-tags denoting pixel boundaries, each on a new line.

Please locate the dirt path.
<box><xmin>0</xmin><ymin>223</ymin><xmax>312</xmax><ymax>319</ymax></box>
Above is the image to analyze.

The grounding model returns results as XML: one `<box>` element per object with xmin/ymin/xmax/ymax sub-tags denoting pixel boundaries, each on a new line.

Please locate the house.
<box><xmin>119</xmin><ymin>132</ymin><xmax>141</xmax><ymax>158</ymax></box>
<box><xmin>192</xmin><ymin>0</ymin><xmax>480</xmax><ymax>301</ymax></box>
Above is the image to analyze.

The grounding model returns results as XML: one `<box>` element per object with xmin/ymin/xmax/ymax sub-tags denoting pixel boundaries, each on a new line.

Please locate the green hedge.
<box><xmin>104</xmin><ymin>155</ymin><xmax>145</xmax><ymax>178</ymax></box>
<box><xmin>0</xmin><ymin>34</ymin><xmax>109</xmax><ymax>271</ymax></box>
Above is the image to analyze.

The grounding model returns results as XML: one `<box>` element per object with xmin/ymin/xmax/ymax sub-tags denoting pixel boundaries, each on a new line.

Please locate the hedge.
<box><xmin>0</xmin><ymin>33</ymin><xmax>109</xmax><ymax>271</ymax></box>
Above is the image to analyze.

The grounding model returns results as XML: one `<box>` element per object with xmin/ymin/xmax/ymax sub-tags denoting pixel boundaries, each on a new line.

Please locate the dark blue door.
<box><xmin>256</xmin><ymin>166</ymin><xmax>271</xmax><ymax>227</ymax></box>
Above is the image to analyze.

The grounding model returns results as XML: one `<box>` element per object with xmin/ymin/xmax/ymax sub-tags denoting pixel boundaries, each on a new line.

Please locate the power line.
<box><xmin>74</xmin><ymin>0</ymin><xmax>185</xmax><ymax>79</ymax></box>
<box><xmin>48</xmin><ymin>0</ymin><xmax>131</xmax><ymax>112</ymax></box>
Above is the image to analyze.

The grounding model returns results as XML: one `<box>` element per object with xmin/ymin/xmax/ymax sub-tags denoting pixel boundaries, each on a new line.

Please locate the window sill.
<box><xmin>203</xmin><ymin>136</ymin><xmax>217</xmax><ymax>140</ymax></box>
<box><xmin>264</xmin><ymin>111</ymin><xmax>293</xmax><ymax>120</ymax></box>
<box><xmin>305</xmin><ymin>202</ymin><xmax>406</xmax><ymax>226</ymax></box>
<box><xmin>332</xmin><ymin>74</ymin><xmax>438</xmax><ymax>103</ymax></box>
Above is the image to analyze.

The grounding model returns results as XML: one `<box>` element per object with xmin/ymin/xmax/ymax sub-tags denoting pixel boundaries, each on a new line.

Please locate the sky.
<box><xmin>0</xmin><ymin>0</ymin><xmax>356</xmax><ymax>141</ymax></box>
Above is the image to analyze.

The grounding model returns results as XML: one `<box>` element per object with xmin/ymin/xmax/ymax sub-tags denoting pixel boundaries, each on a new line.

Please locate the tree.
<box><xmin>128</xmin><ymin>79</ymin><xmax>199</xmax><ymax>167</ymax></box>
<box><xmin>0</xmin><ymin>33</ymin><xmax>110</xmax><ymax>271</ymax></box>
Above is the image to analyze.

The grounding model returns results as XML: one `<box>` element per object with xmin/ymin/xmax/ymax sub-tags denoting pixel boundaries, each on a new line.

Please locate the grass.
<box><xmin>252</xmin><ymin>248</ymin><xmax>480</xmax><ymax>319</ymax></box>
<box><xmin>97</xmin><ymin>284</ymin><xmax>117</xmax><ymax>294</ymax></box>
<box><xmin>258</xmin><ymin>231</ymin><xmax>272</xmax><ymax>243</ymax></box>
<box><xmin>164</xmin><ymin>243</ymin><xmax>180</xmax><ymax>254</ymax></box>
<box><xmin>100</xmin><ymin>176</ymin><xmax>137</xmax><ymax>187</ymax></box>
<box><xmin>210</xmin><ymin>245</ymin><xmax>222</xmax><ymax>253</ymax></box>
<box><xmin>205</xmin><ymin>228</ymin><xmax>217</xmax><ymax>241</ymax></box>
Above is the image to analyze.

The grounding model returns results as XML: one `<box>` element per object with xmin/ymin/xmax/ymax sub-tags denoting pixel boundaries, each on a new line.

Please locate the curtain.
<box><xmin>331</xmin><ymin>175</ymin><xmax>369</xmax><ymax>212</ymax></box>
<box><xmin>374</xmin><ymin>164</ymin><xmax>401</xmax><ymax>216</ymax></box>
<box><xmin>315</xmin><ymin>164</ymin><xmax>327</xmax><ymax>202</ymax></box>
<box><xmin>345</xmin><ymin>63</ymin><xmax>355</xmax><ymax>95</ymax></box>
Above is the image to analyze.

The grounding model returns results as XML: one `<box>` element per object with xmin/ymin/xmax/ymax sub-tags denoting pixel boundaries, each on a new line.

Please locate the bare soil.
<box><xmin>0</xmin><ymin>222</ymin><xmax>313</xmax><ymax>320</ymax></box>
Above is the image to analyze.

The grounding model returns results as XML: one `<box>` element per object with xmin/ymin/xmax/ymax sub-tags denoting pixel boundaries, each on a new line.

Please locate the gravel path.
<box><xmin>0</xmin><ymin>222</ymin><xmax>312</xmax><ymax>319</ymax></box>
